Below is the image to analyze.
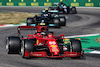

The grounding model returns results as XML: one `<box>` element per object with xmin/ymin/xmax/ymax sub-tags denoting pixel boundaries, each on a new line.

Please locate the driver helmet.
<box><xmin>41</xmin><ymin>27</ymin><xmax>46</xmax><ymax>32</ymax></box>
<box><xmin>41</xmin><ymin>20</ymin><xmax>45</xmax><ymax>23</ymax></box>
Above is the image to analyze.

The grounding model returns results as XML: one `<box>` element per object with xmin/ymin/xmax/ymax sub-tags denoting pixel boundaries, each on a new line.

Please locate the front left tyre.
<box><xmin>70</xmin><ymin>7</ymin><xmax>77</xmax><ymax>14</ymax></box>
<box><xmin>6</xmin><ymin>36</ymin><xmax>21</xmax><ymax>54</ymax></box>
<box><xmin>67</xmin><ymin>39</ymin><xmax>83</xmax><ymax>58</ymax></box>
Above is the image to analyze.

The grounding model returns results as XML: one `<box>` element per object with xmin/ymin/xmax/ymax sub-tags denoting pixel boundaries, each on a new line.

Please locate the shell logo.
<box><xmin>49</xmin><ymin>41</ymin><xmax>56</xmax><ymax>45</ymax></box>
<box><xmin>51</xmin><ymin>45</ymin><xmax>57</xmax><ymax>47</ymax></box>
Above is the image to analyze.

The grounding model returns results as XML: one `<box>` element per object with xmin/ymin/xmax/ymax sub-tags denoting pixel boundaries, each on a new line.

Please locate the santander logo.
<box><xmin>49</xmin><ymin>41</ymin><xmax>56</xmax><ymax>45</ymax></box>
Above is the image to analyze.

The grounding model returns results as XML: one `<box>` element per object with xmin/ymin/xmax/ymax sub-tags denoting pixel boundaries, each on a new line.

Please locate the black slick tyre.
<box><xmin>71</xmin><ymin>7</ymin><xmax>77</xmax><ymax>14</ymax></box>
<box><xmin>70</xmin><ymin>39</ymin><xmax>82</xmax><ymax>52</ymax></box>
<box><xmin>53</xmin><ymin>18</ymin><xmax>60</xmax><ymax>28</ymax></box>
<box><xmin>21</xmin><ymin>39</ymin><xmax>34</xmax><ymax>58</ymax></box>
<box><xmin>59</xmin><ymin>17</ymin><xmax>66</xmax><ymax>26</ymax></box>
<box><xmin>26</xmin><ymin>18</ymin><xmax>33</xmax><ymax>26</ymax></box>
<box><xmin>6</xmin><ymin>36</ymin><xmax>21</xmax><ymax>54</ymax></box>
<box><xmin>69</xmin><ymin>39</ymin><xmax>82</xmax><ymax>58</ymax></box>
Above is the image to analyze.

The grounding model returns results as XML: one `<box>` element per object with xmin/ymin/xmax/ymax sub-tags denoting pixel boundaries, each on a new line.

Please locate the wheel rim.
<box><xmin>6</xmin><ymin>39</ymin><xmax>10</xmax><ymax>53</ymax></box>
<box><xmin>21</xmin><ymin>46</ymin><xmax>25</xmax><ymax>57</ymax></box>
<box><xmin>6</xmin><ymin>44</ymin><xmax>9</xmax><ymax>53</ymax></box>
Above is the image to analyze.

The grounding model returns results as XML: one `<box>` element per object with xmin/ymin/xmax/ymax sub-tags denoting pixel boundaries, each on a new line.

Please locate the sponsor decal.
<box><xmin>71</xmin><ymin>3</ymin><xmax>79</xmax><ymax>6</ymax></box>
<box><xmin>33</xmin><ymin>54</ymin><xmax>42</xmax><ymax>56</ymax></box>
<box><xmin>49</xmin><ymin>41</ymin><xmax>56</xmax><ymax>45</ymax></box>
<box><xmin>18</xmin><ymin>0</ymin><xmax>26</xmax><ymax>6</ymax></box>
<box><xmin>44</xmin><ymin>2</ymin><xmax>52</xmax><ymax>6</ymax></box>
<box><xmin>6</xmin><ymin>2</ymin><xmax>14</xmax><ymax>6</ymax></box>
<box><xmin>31</xmin><ymin>2</ymin><xmax>39</xmax><ymax>6</ymax></box>
<box><xmin>39</xmin><ymin>23</ymin><xmax>45</xmax><ymax>25</ymax></box>
<box><xmin>85</xmin><ymin>3</ymin><xmax>94</xmax><ymax>7</ymax></box>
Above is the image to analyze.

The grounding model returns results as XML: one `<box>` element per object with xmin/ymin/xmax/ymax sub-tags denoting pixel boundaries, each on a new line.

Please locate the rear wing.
<box><xmin>18</xmin><ymin>25</ymin><xmax>48</xmax><ymax>34</ymax></box>
<box><xmin>42</xmin><ymin>10</ymin><xmax>59</xmax><ymax>13</ymax></box>
<box><xmin>18</xmin><ymin>26</ymin><xmax>35</xmax><ymax>34</ymax></box>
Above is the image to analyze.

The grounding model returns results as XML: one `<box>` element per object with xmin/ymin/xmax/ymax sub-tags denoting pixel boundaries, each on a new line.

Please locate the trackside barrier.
<box><xmin>0</xmin><ymin>0</ymin><xmax>100</xmax><ymax>7</ymax></box>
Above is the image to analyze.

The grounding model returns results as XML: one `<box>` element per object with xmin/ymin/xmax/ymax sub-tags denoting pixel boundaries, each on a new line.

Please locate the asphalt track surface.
<box><xmin>0</xmin><ymin>7</ymin><xmax>100</xmax><ymax>67</ymax></box>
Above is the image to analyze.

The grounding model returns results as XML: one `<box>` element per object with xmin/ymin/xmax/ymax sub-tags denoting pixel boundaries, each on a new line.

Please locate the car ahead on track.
<box><xmin>6</xmin><ymin>25</ymin><xmax>84</xmax><ymax>59</ymax></box>
<box><xmin>48</xmin><ymin>2</ymin><xmax>77</xmax><ymax>14</ymax></box>
<box><xmin>26</xmin><ymin>10</ymin><xmax>66</xmax><ymax>28</ymax></box>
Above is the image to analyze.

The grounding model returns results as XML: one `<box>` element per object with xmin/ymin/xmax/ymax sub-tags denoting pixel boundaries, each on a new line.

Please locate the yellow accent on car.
<box><xmin>52</xmin><ymin>49</ymin><xmax>58</xmax><ymax>51</ymax></box>
<box><xmin>51</xmin><ymin>45</ymin><xmax>57</xmax><ymax>47</ymax></box>
<box><xmin>40</xmin><ymin>23</ymin><xmax>45</xmax><ymax>25</ymax></box>
<box><xmin>75</xmin><ymin>38</ymin><xmax>81</xmax><ymax>40</ymax></box>
<box><xmin>36</xmin><ymin>40</ymin><xmax>39</xmax><ymax>45</ymax></box>
<box><xmin>45</xmin><ymin>8</ymin><xmax>48</xmax><ymax>10</ymax></box>
<box><xmin>64</xmin><ymin>41</ymin><xmax>69</xmax><ymax>43</ymax></box>
<box><xmin>64</xmin><ymin>38</ymin><xmax>69</xmax><ymax>41</ymax></box>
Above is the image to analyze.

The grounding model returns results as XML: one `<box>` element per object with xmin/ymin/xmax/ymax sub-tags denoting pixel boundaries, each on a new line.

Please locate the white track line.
<box><xmin>64</xmin><ymin>33</ymin><xmax>100</xmax><ymax>38</ymax></box>
<box><xmin>90</xmin><ymin>51</ymin><xmax>100</xmax><ymax>54</ymax></box>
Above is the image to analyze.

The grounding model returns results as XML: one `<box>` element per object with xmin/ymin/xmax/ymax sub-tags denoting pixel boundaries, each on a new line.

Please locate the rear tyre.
<box><xmin>53</xmin><ymin>18</ymin><xmax>60</xmax><ymax>28</ymax></box>
<box><xmin>6</xmin><ymin>36</ymin><xmax>21</xmax><ymax>54</ymax></box>
<box><xmin>48</xmin><ymin>7</ymin><xmax>54</xmax><ymax>10</ymax></box>
<box><xmin>26</xmin><ymin>18</ymin><xmax>33</xmax><ymax>26</ymax></box>
<box><xmin>59</xmin><ymin>17</ymin><xmax>66</xmax><ymax>26</ymax></box>
<box><xmin>71</xmin><ymin>7</ymin><xmax>77</xmax><ymax>14</ymax></box>
<box><xmin>21</xmin><ymin>39</ymin><xmax>34</xmax><ymax>58</ymax></box>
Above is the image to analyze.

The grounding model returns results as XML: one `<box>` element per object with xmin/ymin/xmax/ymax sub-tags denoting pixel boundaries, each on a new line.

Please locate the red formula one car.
<box><xmin>6</xmin><ymin>25</ymin><xmax>84</xmax><ymax>59</ymax></box>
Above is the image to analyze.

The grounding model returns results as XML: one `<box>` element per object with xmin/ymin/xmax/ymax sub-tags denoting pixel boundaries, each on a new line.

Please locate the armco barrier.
<box><xmin>0</xmin><ymin>0</ymin><xmax>100</xmax><ymax>7</ymax></box>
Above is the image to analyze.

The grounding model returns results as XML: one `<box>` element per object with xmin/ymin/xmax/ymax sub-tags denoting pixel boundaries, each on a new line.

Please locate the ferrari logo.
<box><xmin>51</xmin><ymin>45</ymin><xmax>57</xmax><ymax>47</ymax></box>
<box><xmin>36</xmin><ymin>40</ymin><xmax>39</xmax><ymax>45</ymax></box>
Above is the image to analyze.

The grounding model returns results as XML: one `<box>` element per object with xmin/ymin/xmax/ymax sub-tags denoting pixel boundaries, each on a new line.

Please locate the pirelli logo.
<box><xmin>85</xmin><ymin>3</ymin><xmax>94</xmax><ymax>7</ymax></box>
<box><xmin>6</xmin><ymin>2</ymin><xmax>14</xmax><ymax>6</ymax></box>
<box><xmin>71</xmin><ymin>3</ymin><xmax>79</xmax><ymax>6</ymax></box>
<box><xmin>31</xmin><ymin>2</ymin><xmax>39</xmax><ymax>6</ymax></box>
<box><xmin>19</xmin><ymin>2</ymin><xmax>26</xmax><ymax>6</ymax></box>
<box><xmin>0</xmin><ymin>2</ymin><xmax>2</xmax><ymax>6</ymax></box>
<box><xmin>44</xmin><ymin>2</ymin><xmax>52</xmax><ymax>6</ymax></box>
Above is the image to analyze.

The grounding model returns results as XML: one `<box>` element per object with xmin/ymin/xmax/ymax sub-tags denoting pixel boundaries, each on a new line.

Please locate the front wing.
<box><xmin>24</xmin><ymin>50</ymin><xmax>84</xmax><ymax>58</ymax></box>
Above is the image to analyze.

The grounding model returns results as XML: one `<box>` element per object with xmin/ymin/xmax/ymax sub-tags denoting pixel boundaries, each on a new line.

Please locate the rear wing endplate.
<box><xmin>18</xmin><ymin>26</ymin><xmax>35</xmax><ymax>34</ymax></box>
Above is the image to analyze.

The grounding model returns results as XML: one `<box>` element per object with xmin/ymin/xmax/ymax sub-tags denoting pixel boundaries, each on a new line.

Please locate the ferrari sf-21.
<box><xmin>6</xmin><ymin>25</ymin><xmax>84</xmax><ymax>58</ymax></box>
<box><xmin>27</xmin><ymin>10</ymin><xmax>66</xmax><ymax>28</ymax></box>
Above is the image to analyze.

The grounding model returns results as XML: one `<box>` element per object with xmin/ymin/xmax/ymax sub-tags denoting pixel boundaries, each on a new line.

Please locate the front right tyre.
<box><xmin>21</xmin><ymin>39</ymin><xmax>34</xmax><ymax>58</ymax></box>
